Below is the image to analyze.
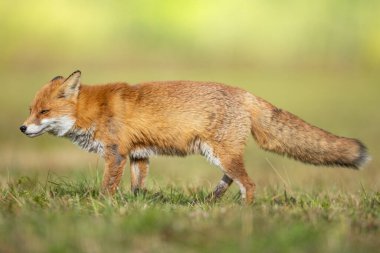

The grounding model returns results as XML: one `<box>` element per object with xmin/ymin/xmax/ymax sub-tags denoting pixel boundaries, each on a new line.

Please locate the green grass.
<box><xmin>0</xmin><ymin>172</ymin><xmax>379</xmax><ymax>253</ymax></box>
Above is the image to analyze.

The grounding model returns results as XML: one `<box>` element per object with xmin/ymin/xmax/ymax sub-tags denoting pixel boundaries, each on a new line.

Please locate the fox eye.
<box><xmin>40</xmin><ymin>109</ymin><xmax>50</xmax><ymax>115</ymax></box>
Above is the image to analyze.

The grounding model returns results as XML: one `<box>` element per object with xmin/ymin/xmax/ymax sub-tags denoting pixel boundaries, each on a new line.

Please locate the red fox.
<box><xmin>20</xmin><ymin>70</ymin><xmax>370</xmax><ymax>203</ymax></box>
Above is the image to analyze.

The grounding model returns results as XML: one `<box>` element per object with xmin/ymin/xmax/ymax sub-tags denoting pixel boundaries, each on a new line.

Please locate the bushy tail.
<box><xmin>250</xmin><ymin>97</ymin><xmax>370</xmax><ymax>169</ymax></box>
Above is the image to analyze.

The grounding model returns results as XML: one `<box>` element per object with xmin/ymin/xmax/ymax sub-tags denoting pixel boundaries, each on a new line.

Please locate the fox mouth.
<box><xmin>25</xmin><ymin>126</ymin><xmax>48</xmax><ymax>137</ymax></box>
<box><xmin>26</xmin><ymin>132</ymin><xmax>43</xmax><ymax>137</ymax></box>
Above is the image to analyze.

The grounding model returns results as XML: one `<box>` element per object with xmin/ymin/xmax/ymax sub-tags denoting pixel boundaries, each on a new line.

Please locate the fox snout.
<box><xmin>20</xmin><ymin>116</ymin><xmax>75</xmax><ymax>138</ymax></box>
<box><xmin>19</xmin><ymin>122</ymin><xmax>46</xmax><ymax>137</ymax></box>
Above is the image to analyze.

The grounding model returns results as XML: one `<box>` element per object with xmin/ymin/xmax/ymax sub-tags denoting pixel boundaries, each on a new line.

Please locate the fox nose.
<box><xmin>19</xmin><ymin>125</ymin><xmax>27</xmax><ymax>133</ymax></box>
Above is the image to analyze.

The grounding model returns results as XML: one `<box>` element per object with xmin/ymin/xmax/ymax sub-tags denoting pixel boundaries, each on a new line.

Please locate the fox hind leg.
<box><xmin>130</xmin><ymin>157</ymin><xmax>150</xmax><ymax>194</ymax></box>
<box><xmin>200</xmin><ymin>142</ymin><xmax>255</xmax><ymax>204</ymax></box>
<box><xmin>218</xmin><ymin>154</ymin><xmax>256</xmax><ymax>204</ymax></box>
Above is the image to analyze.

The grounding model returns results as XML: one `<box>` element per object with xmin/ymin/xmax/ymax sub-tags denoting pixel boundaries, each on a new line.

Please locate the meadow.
<box><xmin>0</xmin><ymin>172</ymin><xmax>378</xmax><ymax>253</ymax></box>
<box><xmin>1</xmin><ymin>1</ymin><xmax>379</xmax><ymax>252</ymax></box>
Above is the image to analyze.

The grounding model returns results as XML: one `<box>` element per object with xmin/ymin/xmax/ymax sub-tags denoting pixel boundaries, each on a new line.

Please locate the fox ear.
<box><xmin>60</xmin><ymin>70</ymin><xmax>81</xmax><ymax>99</ymax></box>
<box><xmin>51</xmin><ymin>76</ymin><xmax>64</xmax><ymax>82</ymax></box>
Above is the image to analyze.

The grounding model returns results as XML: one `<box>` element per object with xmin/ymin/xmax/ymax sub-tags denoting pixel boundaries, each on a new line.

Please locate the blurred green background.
<box><xmin>0</xmin><ymin>0</ymin><xmax>379</xmax><ymax>192</ymax></box>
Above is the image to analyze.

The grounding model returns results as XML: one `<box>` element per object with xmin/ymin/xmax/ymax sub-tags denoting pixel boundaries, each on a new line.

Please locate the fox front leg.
<box><xmin>129</xmin><ymin>157</ymin><xmax>149</xmax><ymax>194</ymax></box>
<box><xmin>101</xmin><ymin>145</ymin><xmax>127</xmax><ymax>195</ymax></box>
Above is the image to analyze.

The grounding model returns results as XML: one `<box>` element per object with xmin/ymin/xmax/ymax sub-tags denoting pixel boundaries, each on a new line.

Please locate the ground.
<box><xmin>0</xmin><ymin>170</ymin><xmax>379</xmax><ymax>253</ymax></box>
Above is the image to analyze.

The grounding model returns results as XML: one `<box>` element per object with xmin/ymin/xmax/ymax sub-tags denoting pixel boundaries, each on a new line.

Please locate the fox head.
<box><xmin>20</xmin><ymin>70</ymin><xmax>81</xmax><ymax>137</ymax></box>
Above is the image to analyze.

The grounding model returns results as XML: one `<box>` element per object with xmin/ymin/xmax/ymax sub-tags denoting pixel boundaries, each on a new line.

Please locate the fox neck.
<box><xmin>60</xmin><ymin>86</ymin><xmax>106</xmax><ymax>155</ymax></box>
<box><xmin>71</xmin><ymin>85</ymin><xmax>105</xmax><ymax>131</ymax></box>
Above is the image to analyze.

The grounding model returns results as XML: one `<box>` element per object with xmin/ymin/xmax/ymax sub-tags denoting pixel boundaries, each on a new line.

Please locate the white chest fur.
<box><xmin>64</xmin><ymin>127</ymin><xmax>104</xmax><ymax>155</ymax></box>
